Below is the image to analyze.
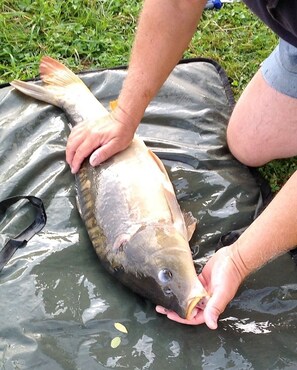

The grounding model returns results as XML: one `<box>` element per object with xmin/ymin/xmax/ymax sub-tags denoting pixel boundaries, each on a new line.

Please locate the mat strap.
<box><xmin>0</xmin><ymin>196</ymin><xmax>46</xmax><ymax>272</ymax></box>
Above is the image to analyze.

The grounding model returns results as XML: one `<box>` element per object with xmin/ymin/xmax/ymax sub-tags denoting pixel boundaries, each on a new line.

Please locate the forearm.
<box><xmin>232</xmin><ymin>170</ymin><xmax>297</xmax><ymax>278</ymax></box>
<box><xmin>115</xmin><ymin>0</ymin><xmax>206</xmax><ymax>127</ymax></box>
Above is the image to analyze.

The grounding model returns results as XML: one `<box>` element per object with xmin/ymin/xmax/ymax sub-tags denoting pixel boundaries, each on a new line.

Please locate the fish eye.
<box><xmin>158</xmin><ymin>269</ymin><xmax>173</xmax><ymax>283</ymax></box>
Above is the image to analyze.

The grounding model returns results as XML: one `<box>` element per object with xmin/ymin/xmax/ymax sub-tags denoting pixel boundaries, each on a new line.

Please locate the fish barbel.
<box><xmin>11</xmin><ymin>56</ymin><xmax>208</xmax><ymax>319</ymax></box>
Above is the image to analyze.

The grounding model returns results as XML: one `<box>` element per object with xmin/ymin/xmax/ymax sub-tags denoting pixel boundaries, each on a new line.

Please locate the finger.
<box><xmin>89</xmin><ymin>147</ymin><xmax>102</xmax><ymax>167</ymax></box>
<box><xmin>156</xmin><ymin>306</ymin><xmax>205</xmax><ymax>326</ymax></box>
<box><xmin>203</xmin><ymin>282</ymin><xmax>232</xmax><ymax>330</ymax></box>
<box><xmin>66</xmin><ymin>143</ymin><xmax>78</xmax><ymax>168</ymax></box>
<box><xmin>71</xmin><ymin>138</ymin><xmax>95</xmax><ymax>173</ymax></box>
<box><xmin>203</xmin><ymin>296</ymin><xmax>222</xmax><ymax>330</ymax></box>
<box><xmin>155</xmin><ymin>305</ymin><xmax>168</xmax><ymax>315</ymax></box>
<box><xmin>66</xmin><ymin>130</ymin><xmax>85</xmax><ymax>166</ymax></box>
<box><xmin>66</xmin><ymin>120</ymin><xmax>98</xmax><ymax>162</ymax></box>
<box><xmin>197</xmin><ymin>273</ymin><xmax>208</xmax><ymax>291</ymax></box>
<box><xmin>89</xmin><ymin>139</ymin><xmax>122</xmax><ymax>166</ymax></box>
<box><xmin>167</xmin><ymin>309</ymin><xmax>205</xmax><ymax>325</ymax></box>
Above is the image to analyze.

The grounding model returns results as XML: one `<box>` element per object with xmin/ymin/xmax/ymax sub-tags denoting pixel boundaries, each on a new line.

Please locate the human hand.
<box><xmin>156</xmin><ymin>244</ymin><xmax>247</xmax><ymax>329</ymax></box>
<box><xmin>66</xmin><ymin>110</ymin><xmax>136</xmax><ymax>174</ymax></box>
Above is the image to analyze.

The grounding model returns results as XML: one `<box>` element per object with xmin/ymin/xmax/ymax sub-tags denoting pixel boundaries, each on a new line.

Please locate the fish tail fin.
<box><xmin>39</xmin><ymin>56</ymin><xmax>86</xmax><ymax>89</ymax></box>
<box><xmin>10</xmin><ymin>56</ymin><xmax>108</xmax><ymax>117</ymax></box>
<box><xmin>10</xmin><ymin>79</ymin><xmax>61</xmax><ymax>106</ymax></box>
<box><xmin>11</xmin><ymin>56</ymin><xmax>89</xmax><ymax>108</ymax></box>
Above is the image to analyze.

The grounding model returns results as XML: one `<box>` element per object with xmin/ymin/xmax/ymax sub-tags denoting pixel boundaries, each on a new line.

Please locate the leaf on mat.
<box><xmin>114</xmin><ymin>322</ymin><xmax>128</xmax><ymax>333</ymax></box>
<box><xmin>111</xmin><ymin>336</ymin><xmax>121</xmax><ymax>348</ymax></box>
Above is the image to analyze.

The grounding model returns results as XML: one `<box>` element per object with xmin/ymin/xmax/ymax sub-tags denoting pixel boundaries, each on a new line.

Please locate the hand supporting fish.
<box><xmin>156</xmin><ymin>245</ymin><xmax>245</xmax><ymax>328</ymax></box>
<box><xmin>11</xmin><ymin>56</ymin><xmax>209</xmax><ymax>321</ymax></box>
<box><xmin>66</xmin><ymin>109</ymin><xmax>136</xmax><ymax>174</ymax></box>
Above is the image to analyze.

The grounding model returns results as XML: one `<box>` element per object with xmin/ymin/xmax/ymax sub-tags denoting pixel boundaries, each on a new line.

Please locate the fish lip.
<box><xmin>186</xmin><ymin>294</ymin><xmax>208</xmax><ymax>320</ymax></box>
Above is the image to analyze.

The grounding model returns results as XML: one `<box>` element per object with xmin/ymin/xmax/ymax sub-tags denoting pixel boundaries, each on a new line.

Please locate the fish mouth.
<box><xmin>186</xmin><ymin>294</ymin><xmax>209</xmax><ymax>320</ymax></box>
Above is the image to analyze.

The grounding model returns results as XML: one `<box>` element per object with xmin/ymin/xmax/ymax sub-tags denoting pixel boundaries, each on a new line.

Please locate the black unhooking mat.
<box><xmin>0</xmin><ymin>59</ymin><xmax>297</xmax><ymax>369</ymax></box>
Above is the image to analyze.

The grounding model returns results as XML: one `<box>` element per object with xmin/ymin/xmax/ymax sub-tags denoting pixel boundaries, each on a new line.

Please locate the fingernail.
<box><xmin>90</xmin><ymin>153</ymin><xmax>97</xmax><ymax>167</ymax></box>
<box><xmin>156</xmin><ymin>305</ymin><xmax>168</xmax><ymax>314</ymax></box>
<box><xmin>209</xmin><ymin>317</ymin><xmax>218</xmax><ymax>330</ymax></box>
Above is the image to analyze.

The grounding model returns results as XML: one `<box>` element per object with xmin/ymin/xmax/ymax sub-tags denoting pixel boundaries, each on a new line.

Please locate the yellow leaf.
<box><xmin>111</xmin><ymin>336</ymin><xmax>121</xmax><ymax>349</ymax></box>
<box><xmin>114</xmin><ymin>322</ymin><xmax>128</xmax><ymax>334</ymax></box>
<box><xmin>109</xmin><ymin>99</ymin><xmax>118</xmax><ymax>111</ymax></box>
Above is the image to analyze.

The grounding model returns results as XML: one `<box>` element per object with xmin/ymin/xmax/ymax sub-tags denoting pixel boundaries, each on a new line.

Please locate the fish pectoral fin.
<box><xmin>113</xmin><ymin>225</ymin><xmax>142</xmax><ymax>251</ymax></box>
<box><xmin>183</xmin><ymin>211</ymin><xmax>197</xmax><ymax>241</ymax></box>
<box><xmin>113</xmin><ymin>234</ymin><xmax>131</xmax><ymax>252</ymax></box>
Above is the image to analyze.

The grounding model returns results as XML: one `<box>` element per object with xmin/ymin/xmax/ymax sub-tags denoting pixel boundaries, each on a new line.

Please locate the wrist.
<box><xmin>112</xmin><ymin>103</ymin><xmax>140</xmax><ymax>131</ymax></box>
<box><xmin>229</xmin><ymin>241</ymin><xmax>252</xmax><ymax>281</ymax></box>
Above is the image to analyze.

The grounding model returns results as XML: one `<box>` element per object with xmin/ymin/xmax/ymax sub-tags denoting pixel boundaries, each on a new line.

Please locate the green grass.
<box><xmin>0</xmin><ymin>0</ymin><xmax>296</xmax><ymax>190</ymax></box>
<box><xmin>0</xmin><ymin>0</ymin><xmax>141</xmax><ymax>80</ymax></box>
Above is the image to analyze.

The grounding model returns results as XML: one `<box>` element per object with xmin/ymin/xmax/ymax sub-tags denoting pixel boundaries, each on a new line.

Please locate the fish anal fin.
<box><xmin>183</xmin><ymin>211</ymin><xmax>197</xmax><ymax>241</ymax></box>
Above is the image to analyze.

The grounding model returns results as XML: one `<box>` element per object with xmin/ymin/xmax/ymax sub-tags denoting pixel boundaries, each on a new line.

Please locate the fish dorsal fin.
<box><xmin>148</xmin><ymin>149</ymin><xmax>188</xmax><ymax>240</ymax></box>
<box><xmin>182</xmin><ymin>211</ymin><xmax>197</xmax><ymax>241</ymax></box>
<box><xmin>163</xmin><ymin>187</ymin><xmax>188</xmax><ymax>240</ymax></box>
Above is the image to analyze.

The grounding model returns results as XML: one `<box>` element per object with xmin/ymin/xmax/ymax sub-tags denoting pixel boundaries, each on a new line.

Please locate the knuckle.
<box><xmin>75</xmin><ymin>147</ymin><xmax>87</xmax><ymax>160</ymax></box>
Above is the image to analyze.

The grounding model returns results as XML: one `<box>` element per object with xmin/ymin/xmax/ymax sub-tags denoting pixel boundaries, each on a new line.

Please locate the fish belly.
<box><xmin>76</xmin><ymin>138</ymin><xmax>172</xmax><ymax>264</ymax></box>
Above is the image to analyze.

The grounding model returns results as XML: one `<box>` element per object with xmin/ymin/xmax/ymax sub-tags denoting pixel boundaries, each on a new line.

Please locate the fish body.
<box><xmin>11</xmin><ymin>56</ymin><xmax>207</xmax><ymax>319</ymax></box>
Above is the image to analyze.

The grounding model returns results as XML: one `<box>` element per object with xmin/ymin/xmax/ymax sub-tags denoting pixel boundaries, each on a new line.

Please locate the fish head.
<box><xmin>120</xmin><ymin>224</ymin><xmax>208</xmax><ymax>319</ymax></box>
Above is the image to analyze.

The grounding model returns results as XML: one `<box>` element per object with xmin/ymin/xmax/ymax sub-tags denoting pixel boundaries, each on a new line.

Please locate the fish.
<box><xmin>10</xmin><ymin>56</ymin><xmax>208</xmax><ymax>319</ymax></box>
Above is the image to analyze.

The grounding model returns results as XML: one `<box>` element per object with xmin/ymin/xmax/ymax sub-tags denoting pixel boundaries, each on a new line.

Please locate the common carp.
<box><xmin>11</xmin><ymin>56</ymin><xmax>208</xmax><ymax>319</ymax></box>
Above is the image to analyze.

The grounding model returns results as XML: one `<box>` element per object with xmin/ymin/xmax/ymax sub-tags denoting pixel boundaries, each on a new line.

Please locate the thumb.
<box><xmin>203</xmin><ymin>300</ymin><xmax>220</xmax><ymax>330</ymax></box>
<box><xmin>203</xmin><ymin>289</ymin><xmax>230</xmax><ymax>330</ymax></box>
<box><xmin>89</xmin><ymin>141</ymin><xmax>118</xmax><ymax>166</ymax></box>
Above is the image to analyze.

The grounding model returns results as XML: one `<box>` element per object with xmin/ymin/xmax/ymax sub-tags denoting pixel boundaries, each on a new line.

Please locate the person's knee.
<box><xmin>226</xmin><ymin>68</ymin><xmax>297</xmax><ymax>167</ymax></box>
<box><xmin>226</xmin><ymin>124</ymin><xmax>267</xmax><ymax>167</ymax></box>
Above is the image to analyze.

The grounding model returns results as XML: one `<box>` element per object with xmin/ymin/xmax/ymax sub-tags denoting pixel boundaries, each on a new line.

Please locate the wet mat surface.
<box><xmin>0</xmin><ymin>59</ymin><xmax>297</xmax><ymax>369</ymax></box>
